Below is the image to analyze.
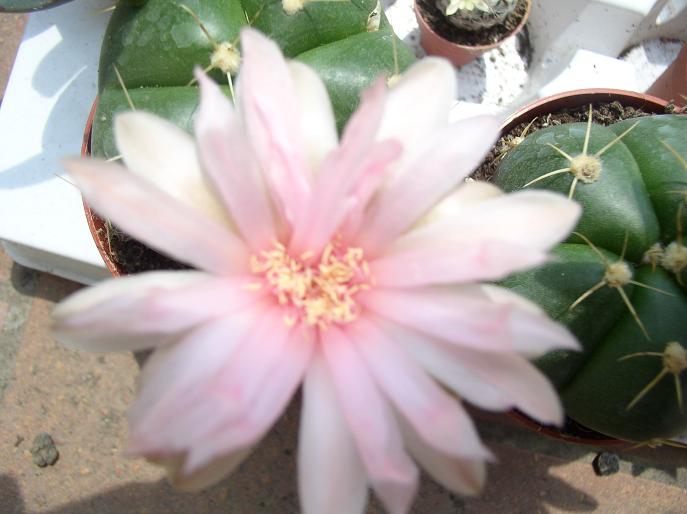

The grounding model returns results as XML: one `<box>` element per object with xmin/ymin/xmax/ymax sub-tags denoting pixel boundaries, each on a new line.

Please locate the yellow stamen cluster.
<box><xmin>250</xmin><ymin>241</ymin><xmax>372</xmax><ymax>328</ymax></box>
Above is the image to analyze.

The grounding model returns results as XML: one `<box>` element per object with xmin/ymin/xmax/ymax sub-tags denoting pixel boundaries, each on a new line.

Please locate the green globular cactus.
<box><xmin>437</xmin><ymin>0</ymin><xmax>517</xmax><ymax>31</ymax></box>
<box><xmin>494</xmin><ymin>109</ymin><xmax>687</xmax><ymax>442</ymax></box>
<box><xmin>91</xmin><ymin>0</ymin><xmax>416</xmax><ymax>160</ymax></box>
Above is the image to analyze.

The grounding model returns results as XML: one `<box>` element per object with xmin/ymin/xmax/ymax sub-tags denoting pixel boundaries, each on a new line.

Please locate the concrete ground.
<box><xmin>1</xmin><ymin>12</ymin><xmax>686</xmax><ymax>514</ymax></box>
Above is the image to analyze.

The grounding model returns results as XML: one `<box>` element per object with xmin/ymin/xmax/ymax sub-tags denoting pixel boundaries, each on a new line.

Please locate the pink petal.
<box><xmin>183</xmin><ymin>322</ymin><xmax>314</xmax><ymax>473</ymax></box>
<box><xmin>378</xmin><ymin>58</ymin><xmax>456</xmax><ymax>169</ymax></box>
<box><xmin>392</xmin><ymin>189</ymin><xmax>581</xmax><ymax>256</ymax></box>
<box><xmin>289</xmin><ymin>79</ymin><xmax>400</xmax><ymax>255</ymax></box>
<box><xmin>195</xmin><ymin>70</ymin><xmax>276</xmax><ymax>252</ymax></box>
<box><xmin>400</xmin><ymin>416</ymin><xmax>486</xmax><ymax>496</ymax></box>
<box><xmin>349</xmin><ymin>318</ymin><xmax>491</xmax><ymax>460</ymax></box>
<box><xmin>64</xmin><ymin>158</ymin><xmax>248</xmax><ymax>275</ymax></box>
<box><xmin>152</xmin><ymin>447</ymin><xmax>253</xmax><ymax>492</ymax></box>
<box><xmin>128</xmin><ymin>306</ymin><xmax>267</xmax><ymax>446</ymax></box>
<box><xmin>53</xmin><ymin>272</ymin><xmax>261</xmax><ymax>352</ymax></box>
<box><xmin>387</xmin><ymin>320</ymin><xmax>564</xmax><ymax>425</ymax></box>
<box><xmin>238</xmin><ymin>28</ymin><xmax>311</xmax><ymax>224</ymax></box>
<box><xmin>378</xmin><ymin>318</ymin><xmax>512</xmax><ymax>411</ymax></box>
<box><xmin>288</xmin><ymin>61</ymin><xmax>338</xmax><ymax>177</ymax></box>
<box><xmin>322</xmin><ymin>326</ymin><xmax>418</xmax><ymax>514</ymax></box>
<box><xmin>130</xmin><ymin>308</ymin><xmax>290</xmax><ymax>454</ymax></box>
<box><xmin>360</xmin><ymin>287</ymin><xmax>512</xmax><ymax>352</ymax></box>
<box><xmin>412</xmin><ymin>181</ymin><xmax>503</xmax><ymax>229</ymax></box>
<box><xmin>299</xmin><ymin>351</ymin><xmax>368</xmax><ymax>514</ymax></box>
<box><xmin>481</xmin><ymin>285</ymin><xmax>579</xmax><ymax>357</ymax></box>
<box><xmin>356</xmin><ymin>116</ymin><xmax>502</xmax><ymax>255</ymax></box>
<box><xmin>115</xmin><ymin>111</ymin><xmax>232</xmax><ymax>228</ymax></box>
<box><xmin>370</xmin><ymin>240</ymin><xmax>548</xmax><ymax>288</ymax></box>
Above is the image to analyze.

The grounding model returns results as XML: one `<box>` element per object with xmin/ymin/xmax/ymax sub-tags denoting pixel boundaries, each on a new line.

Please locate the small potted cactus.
<box><xmin>414</xmin><ymin>0</ymin><xmax>531</xmax><ymax>66</ymax></box>
<box><xmin>490</xmin><ymin>89</ymin><xmax>687</xmax><ymax>444</ymax></box>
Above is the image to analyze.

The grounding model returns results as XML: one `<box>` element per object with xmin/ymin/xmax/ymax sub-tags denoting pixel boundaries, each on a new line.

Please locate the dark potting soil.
<box><xmin>472</xmin><ymin>101</ymin><xmax>682</xmax><ymax>183</ymax></box>
<box><xmin>104</xmin><ymin>223</ymin><xmax>189</xmax><ymax>274</ymax></box>
<box><xmin>417</xmin><ymin>0</ymin><xmax>529</xmax><ymax>47</ymax></box>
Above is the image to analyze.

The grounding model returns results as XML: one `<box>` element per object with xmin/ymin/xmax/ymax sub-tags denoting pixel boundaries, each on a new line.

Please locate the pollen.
<box><xmin>250</xmin><ymin>241</ymin><xmax>372</xmax><ymax>329</ymax></box>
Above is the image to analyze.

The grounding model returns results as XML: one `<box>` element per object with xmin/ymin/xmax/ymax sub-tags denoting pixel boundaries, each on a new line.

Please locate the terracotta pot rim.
<box><xmin>501</xmin><ymin>88</ymin><xmax>671</xmax><ymax>134</ymax></box>
<box><xmin>82</xmin><ymin>97</ymin><xmax>122</xmax><ymax>277</ymax></box>
<box><xmin>414</xmin><ymin>0</ymin><xmax>532</xmax><ymax>53</ymax></box>
<box><xmin>501</xmin><ymin>87</ymin><xmax>676</xmax><ymax>446</ymax></box>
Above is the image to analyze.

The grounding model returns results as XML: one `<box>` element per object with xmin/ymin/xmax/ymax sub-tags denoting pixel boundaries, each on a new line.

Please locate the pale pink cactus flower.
<box><xmin>55</xmin><ymin>28</ymin><xmax>581</xmax><ymax>514</ymax></box>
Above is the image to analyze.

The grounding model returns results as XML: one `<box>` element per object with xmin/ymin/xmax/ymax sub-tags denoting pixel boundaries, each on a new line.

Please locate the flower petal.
<box><xmin>151</xmin><ymin>448</ymin><xmax>252</xmax><ymax>492</ymax></box>
<box><xmin>400</xmin><ymin>417</ymin><xmax>486</xmax><ymax>497</ymax></box>
<box><xmin>387</xmin><ymin>321</ymin><xmax>564</xmax><ymax>425</ymax></box>
<box><xmin>183</xmin><ymin>323</ymin><xmax>314</xmax><ymax>474</ymax></box>
<box><xmin>129</xmin><ymin>307</ymin><xmax>267</xmax><ymax>447</ymax></box>
<box><xmin>53</xmin><ymin>272</ymin><xmax>260</xmax><ymax>352</ymax></box>
<box><xmin>350</xmin><ymin>318</ymin><xmax>491</xmax><ymax>461</ymax></box>
<box><xmin>322</xmin><ymin>326</ymin><xmax>418</xmax><ymax>514</ymax></box>
<box><xmin>194</xmin><ymin>70</ymin><xmax>277</xmax><ymax>252</ymax></box>
<box><xmin>115</xmin><ymin>111</ymin><xmax>231</xmax><ymax>228</ymax></box>
<box><xmin>356</xmin><ymin>115</ymin><xmax>502</xmax><ymax>255</ymax></box>
<box><xmin>378</xmin><ymin>57</ymin><xmax>456</xmax><ymax>168</ymax></box>
<box><xmin>412</xmin><ymin>180</ymin><xmax>503</xmax><ymax>229</ymax></box>
<box><xmin>238</xmin><ymin>28</ymin><xmax>310</xmax><ymax>224</ymax></box>
<box><xmin>64</xmin><ymin>157</ymin><xmax>249</xmax><ymax>274</ymax></box>
<box><xmin>378</xmin><ymin>318</ymin><xmax>512</xmax><ymax>411</ymax></box>
<box><xmin>360</xmin><ymin>287</ymin><xmax>512</xmax><ymax>352</ymax></box>
<box><xmin>393</xmin><ymin>189</ymin><xmax>581</xmax><ymax>255</ymax></box>
<box><xmin>289</xmin><ymin>79</ymin><xmax>399</xmax><ymax>255</ymax></box>
<box><xmin>299</xmin><ymin>351</ymin><xmax>368</xmax><ymax>514</ymax></box>
<box><xmin>131</xmin><ymin>309</ymin><xmax>288</xmax><ymax>454</ymax></box>
<box><xmin>481</xmin><ymin>285</ymin><xmax>579</xmax><ymax>357</ymax></box>
<box><xmin>370</xmin><ymin>240</ymin><xmax>548</xmax><ymax>288</ymax></box>
<box><xmin>288</xmin><ymin>61</ymin><xmax>338</xmax><ymax>177</ymax></box>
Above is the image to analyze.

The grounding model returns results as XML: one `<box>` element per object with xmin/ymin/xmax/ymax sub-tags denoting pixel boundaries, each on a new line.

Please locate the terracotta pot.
<box><xmin>414</xmin><ymin>0</ymin><xmax>531</xmax><ymax>67</ymax></box>
<box><xmin>499</xmin><ymin>87</ymin><xmax>670</xmax><ymax>446</ymax></box>
<box><xmin>647</xmin><ymin>43</ymin><xmax>687</xmax><ymax>107</ymax></box>
<box><xmin>81</xmin><ymin>98</ymin><xmax>123</xmax><ymax>277</ymax></box>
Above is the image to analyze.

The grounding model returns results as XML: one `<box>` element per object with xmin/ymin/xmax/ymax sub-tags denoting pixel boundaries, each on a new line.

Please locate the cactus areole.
<box><xmin>494</xmin><ymin>90</ymin><xmax>687</xmax><ymax>443</ymax></box>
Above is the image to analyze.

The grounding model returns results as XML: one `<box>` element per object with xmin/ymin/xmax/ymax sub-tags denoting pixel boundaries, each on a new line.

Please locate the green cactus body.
<box><xmin>92</xmin><ymin>0</ymin><xmax>415</xmax><ymax>159</ymax></box>
<box><xmin>439</xmin><ymin>0</ymin><xmax>517</xmax><ymax>31</ymax></box>
<box><xmin>495</xmin><ymin>113</ymin><xmax>687</xmax><ymax>442</ymax></box>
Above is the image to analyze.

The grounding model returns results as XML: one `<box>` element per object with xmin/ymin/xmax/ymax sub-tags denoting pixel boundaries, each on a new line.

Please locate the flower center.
<box><xmin>250</xmin><ymin>241</ymin><xmax>372</xmax><ymax>328</ymax></box>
